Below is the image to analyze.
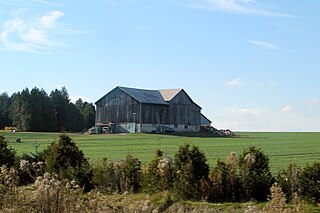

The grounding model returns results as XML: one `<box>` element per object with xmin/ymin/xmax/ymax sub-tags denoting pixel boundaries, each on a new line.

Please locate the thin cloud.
<box><xmin>283</xmin><ymin>104</ymin><xmax>293</xmax><ymax>113</ymax></box>
<box><xmin>0</xmin><ymin>9</ymin><xmax>65</xmax><ymax>53</ymax></box>
<box><xmin>40</xmin><ymin>10</ymin><xmax>64</xmax><ymax>28</ymax></box>
<box><xmin>227</xmin><ymin>77</ymin><xmax>243</xmax><ymax>87</ymax></box>
<box><xmin>217</xmin><ymin>105</ymin><xmax>320</xmax><ymax>131</ymax></box>
<box><xmin>307</xmin><ymin>99</ymin><xmax>320</xmax><ymax>107</ymax></box>
<box><xmin>247</xmin><ymin>40</ymin><xmax>293</xmax><ymax>52</ymax></box>
<box><xmin>186</xmin><ymin>0</ymin><xmax>293</xmax><ymax>18</ymax></box>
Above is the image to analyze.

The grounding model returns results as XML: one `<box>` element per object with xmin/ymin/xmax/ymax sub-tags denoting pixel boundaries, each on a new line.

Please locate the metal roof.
<box><xmin>118</xmin><ymin>86</ymin><xmax>169</xmax><ymax>105</ymax></box>
<box><xmin>159</xmin><ymin>89</ymin><xmax>182</xmax><ymax>101</ymax></box>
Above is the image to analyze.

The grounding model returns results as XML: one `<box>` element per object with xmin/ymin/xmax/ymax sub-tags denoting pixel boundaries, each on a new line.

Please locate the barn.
<box><xmin>95</xmin><ymin>86</ymin><xmax>209</xmax><ymax>133</ymax></box>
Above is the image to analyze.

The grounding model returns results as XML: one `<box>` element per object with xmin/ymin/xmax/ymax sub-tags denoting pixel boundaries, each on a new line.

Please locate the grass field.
<box><xmin>1</xmin><ymin>131</ymin><xmax>320</xmax><ymax>173</ymax></box>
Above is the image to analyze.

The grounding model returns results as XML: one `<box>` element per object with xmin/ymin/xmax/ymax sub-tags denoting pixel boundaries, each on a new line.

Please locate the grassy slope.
<box><xmin>1</xmin><ymin>131</ymin><xmax>320</xmax><ymax>172</ymax></box>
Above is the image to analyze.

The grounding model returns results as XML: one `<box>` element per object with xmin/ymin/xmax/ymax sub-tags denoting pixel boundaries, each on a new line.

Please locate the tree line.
<box><xmin>0</xmin><ymin>87</ymin><xmax>95</xmax><ymax>132</ymax></box>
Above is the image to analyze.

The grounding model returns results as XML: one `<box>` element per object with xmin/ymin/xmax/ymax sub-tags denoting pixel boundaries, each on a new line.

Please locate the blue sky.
<box><xmin>1</xmin><ymin>0</ymin><xmax>319</xmax><ymax>131</ymax></box>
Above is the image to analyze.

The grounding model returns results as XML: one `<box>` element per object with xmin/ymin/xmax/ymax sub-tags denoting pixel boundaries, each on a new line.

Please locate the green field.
<box><xmin>1</xmin><ymin>131</ymin><xmax>320</xmax><ymax>173</ymax></box>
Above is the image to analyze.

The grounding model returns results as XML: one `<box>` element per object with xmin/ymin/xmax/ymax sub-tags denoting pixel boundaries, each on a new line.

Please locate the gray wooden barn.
<box><xmin>95</xmin><ymin>86</ymin><xmax>211</xmax><ymax>133</ymax></box>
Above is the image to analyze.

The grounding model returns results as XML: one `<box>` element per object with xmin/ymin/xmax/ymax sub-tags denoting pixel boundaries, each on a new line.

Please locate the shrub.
<box><xmin>122</xmin><ymin>154</ymin><xmax>141</xmax><ymax>193</ymax></box>
<box><xmin>277</xmin><ymin>163</ymin><xmax>301</xmax><ymax>200</ymax></box>
<box><xmin>92</xmin><ymin>158</ymin><xmax>117</xmax><ymax>193</ymax></box>
<box><xmin>173</xmin><ymin>144</ymin><xmax>209</xmax><ymax>200</ymax></box>
<box><xmin>93</xmin><ymin>154</ymin><xmax>141</xmax><ymax>194</ymax></box>
<box><xmin>43</xmin><ymin>134</ymin><xmax>93</xmax><ymax>191</ymax></box>
<box><xmin>239</xmin><ymin>146</ymin><xmax>274</xmax><ymax>201</ymax></box>
<box><xmin>203</xmin><ymin>152</ymin><xmax>242</xmax><ymax>203</ymax></box>
<box><xmin>0</xmin><ymin>165</ymin><xmax>18</xmax><ymax>210</ymax></box>
<box><xmin>263</xmin><ymin>184</ymin><xmax>288</xmax><ymax>213</ymax></box>
<box><xmin>141</xmin><ymin>150</ymin><xmax>173</xmax><ymax>193</ymax></box>
<box><xmin>0</xmin><ymin>136</ymin><xmax>16</xmax><ymax>168</ymax></box>
<box><xmin>300</xmin><ymin>162</ymin><xmax>320</xmax><ymax>203</ymax></box>
<box><xmin>15</xmin><ymin>152</ymin><xmax>46</xmax><ymax>186</ymax></box>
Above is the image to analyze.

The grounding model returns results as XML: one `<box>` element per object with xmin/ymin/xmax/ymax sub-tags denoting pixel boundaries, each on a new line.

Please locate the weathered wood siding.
<box><xmin>96</xmin><ymin>87</ymin><xmax>169</xmax><ymax>125</ymax></box>
<box><xmin>96</xmin><ymin>87</ymin><xmax>140</xmax><ymax>124</ymax></box>
<box><xmin>141</xmin><ymin>104</ymin><xmax>169</xmax><ymax>124</ymax></box>
<box><xmin>168</xmin><ymin>90</ymin><xmax>201</xmax><ymax>126</ymax></box>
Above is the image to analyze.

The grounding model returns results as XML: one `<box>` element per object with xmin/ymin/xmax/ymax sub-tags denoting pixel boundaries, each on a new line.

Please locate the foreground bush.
<box><xmin>203</xmin><ymin>152</ymin><xmax>242</xmax><ymax>202</ymax></box>
<box><xmin>93</xmin><ymin>154</ymin><xmax>141</xmax><ymax>194</ymax></box>
<box><xmin>141</xmin><ymin>150</ymin><xmax>173</xmax><ymax>193</ymax></box>
<box><xmin>0</xmin><ymin>165</ymin><xmax>17</xmax><ymax>210</ymax></box>
<box><xmin>173</xmin><ymin>144</ymin><xmax>209</xmax><ymax>200</ymax></box>
<box><xmin>240</xmin><ymin>146</ymin><xmax>274</xmax><ymax>201</ymax></box>
<box><xmin>0</xmin><ymin>136</ymin><xmax>16</xmax><ymax>168</ymax></box>
<box><xmin>93</xmin><ymin>158</ymin><xmax>117</xmax><ymax>193</ymax></box>
<box><xmin>44</xmin><ymin>134</ymin><xmax>93</xmax><ymax>191</ymax></box>
<box><xmin>0</xmin><ymin>170</ymin><xmax>107</xmax><ymax>212</ymax></box>
<box><xmin>300</xmin><ymin>162</ymin><xmax>320</xmax><ymax>203</ymax></box>
<box><xmin>277</xmin><ymin>163</ymin><xmax>301</xmax><ymax>200</ymax></box>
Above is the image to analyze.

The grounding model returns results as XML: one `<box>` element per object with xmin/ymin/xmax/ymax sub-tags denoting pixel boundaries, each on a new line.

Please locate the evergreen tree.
<box><xmin>50</xmin><ymin>87</ymin><xmax>71</xmax><ymax>131</ymax></box>
<box><xmin>239</xmin><ymin>146</ymin><xmax>274</xmax><ymax>201</ymax></box>
<box><xmin>173</xmin><ymin>144</ymin><xmax>209</xmax><ymax>200</ymax></box>
<box><xmin>11</xmin><ymin>89</ymin><xmax>31</xmax><ymax>131</ymax></box>
<box><xmin>76</xmin><ymin>98</ymin><xmax>96</xmax><ymax>129</ymax></box>
<box><xmin>28</xmin><ymin>88</ymin><xmax>56</xmax><ymax>132</ymax></box>
<box><xmin>44</xmin><ymin>134</ymin><xmax>93</xmax><ymax>191</ymax></box>
<box><xmin>67</xmin><ymin>102</ymin><xmax>84</xmax><ymax>132</ymax></box>
<box><xmin>0</xmin><ymin>92</ymin><xmax>12</xmax><ymax>129</ymax></box>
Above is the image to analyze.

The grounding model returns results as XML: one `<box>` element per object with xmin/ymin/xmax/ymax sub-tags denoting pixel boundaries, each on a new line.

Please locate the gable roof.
<box><xmin>159</xmin><ymin>89</ymin><xmax>182</xmax><ymax>101</ymax></box>
<box><xmin>118</xmin><ymin>86</ymin><xmax>169</xmax><ymax>105</ymax></box>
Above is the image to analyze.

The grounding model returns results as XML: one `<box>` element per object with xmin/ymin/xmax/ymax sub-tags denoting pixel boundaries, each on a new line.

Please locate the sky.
<box><xmin>1</xmin><ymin>0</ymin><xmax>320</xmax><ymax>132</ymax></box>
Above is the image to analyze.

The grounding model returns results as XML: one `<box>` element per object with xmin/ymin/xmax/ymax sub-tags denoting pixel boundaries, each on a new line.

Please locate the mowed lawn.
<box><xmin>1</xmin><ymin>131</ymin><xmax>320</xmax><ymax>173</ymax></box>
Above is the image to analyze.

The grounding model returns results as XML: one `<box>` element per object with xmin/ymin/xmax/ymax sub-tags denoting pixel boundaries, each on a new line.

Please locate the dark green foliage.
<box><xmin>50</xmin><ymin>87</ymin><xmax>85</xmax><ymax>132</ymax></box>
<box><xmin>141</xmin><ymin>150</ymin><xmax>173</xmax><ymax>193</ymax></box>
<box><xmin>10</xmin><ymin>88</ymin><xmax>56</xmax><ymax>132</ymax></box>
<box><xmin>239</xmin><ymin>146</ymin><xmax>273</xmax><ymax>201</ymax></box>
<box><xmin>11</xmin><ymin>89</ymin><xmax>31</xmax><ymax>131</ymax></box>
<box><xmin>277</xmin><ymin>163</ymin><xmax>301</xmax><ymax>200</ymax></box>
<box><xmin>122</xmin><ymin>154</ymin><xmax>141</xmax><ymax>193</ymax></box>
<box><xmin>300</xmin><ymin>162</ymin><xmax>320</xmax><ymax>202</ymax></box>
<box><xmin>173</xmin><ymin>144</ymin><xmax>209</xmax><ymax>200</ymax></box>
<box><xmin>75</xmin><ymin>99</ymin><xmax>95</xmax><ymax>129</ymax></box>
<box><xmin>204</xmin><ymin>159</ymin><xmax>242</xmax><ymax>203</ymax></box>
<box><xmin>67</xmin><ymin>103</ymin><xmax>84</xmax><ymax>132</ymax></box>
<box><xmin>0</xmin><ymin>92</ymin><xmax>12</xmax><ymax>129</ymax></box>
<box><xmin>28</xmin><ymin>88</ymin><xmax>56</xmax><ymax>132</ymax></box>
<box><xmin>50</xmin><ymin>87</ymin><xmax>70</xmax><ymax>132</ymax></box>
<box><xmin>0</xmin><ymin>136</ymin><xmax>16</xmax><ymax>168</ymax></box>
<box><xmin>92</xmin><ymin>158</ymin><xmax>117</xmax><ymax>193</ymax></box>
<box><xmin>93</xmin><ymin>155</ymin><xmax>141</xmax><ymax>194</ymax></box>
<box><xmin>44</xmin><ymin>134</ymin><xmax>93</xmax><ymax>191</ymax></box>
<box><xmin>2</xmin><ymin>87</ymin><xmax>95</xmax><ymax>132</ymax></box>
